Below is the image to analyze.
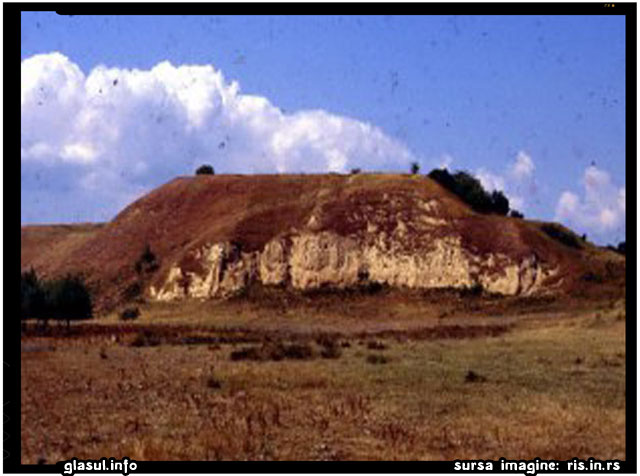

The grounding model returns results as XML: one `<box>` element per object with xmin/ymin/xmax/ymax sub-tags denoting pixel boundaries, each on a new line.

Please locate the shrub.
<box><xmin>320</xmin><ymin>345</ymin><xmax>342</xmax><ymax>359</ymax></box>
<box><xmin>281</xmin><ymin>343</ymin><xmax>315</xmax><ymax>360</ymax></box>
<box><xmin>367</xmin><ymin>340</ymin><xmax>387</xmax><ymax>351</ymax></box>
<box><xmin>131</xmin><ymin>330</ymin><xmax>162</xmax><ymax>347</ymax></box>
<box><xmin>427</xmin><ymin>168</ymin><xmax>510</xmax><ymax>215</ymax></box>
<box><xmin>360</xmin><ymin>281</ymin><xmax>384</xmax><ymax>295</ymax></box>
<box><xmin>350</xmin><ymin>168</ymin><xmax>362</xmax><ymax>175</ymax></box>
<box><xmin>366</xmin><ymin>354</ymin><xmax>389</xmax><ymax>365</ymax></box>
<box><xmin>581</xmin><ymin>272</ymin><xmax>604</xmax><ymax>283</ymax></box>
<box><xmin>230</xmin><ymin>345</ymin><xmax>267</xmax><ymax>361</ymax></box>
<box><xmin>135</xmin><ymin>244</ymin><xmax>159</xmax><ymax>275</ymax></box>
<box><xmin>541</xmin><ymin>224</ymin><xmax>581</xmax><ymax>249</ymax></box>
<box><xmin>230</xmin><ymin>342</ymin><xmax>316</xmax><ymax>362</ymax></box>
<box><xmin>617</xmin><ymin>241</ymin><xmax>626</xmax><ymax>255</ymax></box>
<box><xmin>120</xmin><ymin>307</ymin><xmax>140</xmax><ymax>321</ymax></box>
<box><xmin>509</xmin><ymin>209</ymin><xmax>524</xmax><ymax>219</ymax></box>
<box><xmin>410</xmin><ymin>162</ymin><xmax>421</xmax><ymax>174</ymax></box>
<box><xmin>464</xmin><ymin>370</ymin><xmax>487</xmax><ymax>383</ymax></box>
<box><xmin>460</xmin><ymin>282</ymin><xmax>484</xmax><ymax>297</ymax></box>
<box><xmin>206</xmin><ymin>376</ymin><xmax>222</xmax><ymax>389</ymax></box>
<box><xmin>196</xmin><ymin>164</ymin><xmax>215</xmax><ymax>175</ymax></box>
<box><xmin>316</xmin><ymin>335</ymin><xmax>342</xmax><ymax>359</ymax></box>
<box><xmin>122</xmin><ymin>281</ymin><xmax>142</xmax><ymax>301</ymax></box>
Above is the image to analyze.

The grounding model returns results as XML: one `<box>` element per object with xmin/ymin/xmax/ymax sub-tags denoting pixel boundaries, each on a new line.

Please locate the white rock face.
<box><xmin>150</xmin><ymin>242</ymin><xmax>258</xmax><ymax>300</ymax></box>
<box><xmin>150</xmin><ymin>230</ymin><xmax>554</xmax><ymax>301</ymax></box>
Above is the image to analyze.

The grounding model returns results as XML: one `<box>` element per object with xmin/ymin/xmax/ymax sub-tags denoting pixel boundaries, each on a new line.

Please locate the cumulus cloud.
<box><xmin>510</xmin><ymin>150</ymin><xmax>535</xmax><ymax>180</ymax></box>
<box><xmin>554</xmin><ymin>165</ymin><xmax>625</xmax><ymax>237</ymax></box>
<box><xmin>21</xmin><ymin>52</ymin><xmax>415</xmax><ymax>222</ymax></box>
<box><xmin>475</xmin><ymin>168</ymin><xmax>506</xmax><ymax>195</ymax></box>
<box><xmin>473</xmin><ymin>150</ymin><xmax>536</xmax><ymax>212</ymax></box>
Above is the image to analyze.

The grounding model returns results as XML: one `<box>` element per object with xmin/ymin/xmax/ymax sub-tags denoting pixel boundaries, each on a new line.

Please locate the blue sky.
<box><xmin>21</xmin><ymin>14</ymin><xmax>626</xmax><ymax>244</ymax></box>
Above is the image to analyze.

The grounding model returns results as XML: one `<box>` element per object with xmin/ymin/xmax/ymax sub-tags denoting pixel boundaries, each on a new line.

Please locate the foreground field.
<box><xmin>21</xmin><ymin>292</ymin><xmax>625</xmax><ymax>462</ymax></box>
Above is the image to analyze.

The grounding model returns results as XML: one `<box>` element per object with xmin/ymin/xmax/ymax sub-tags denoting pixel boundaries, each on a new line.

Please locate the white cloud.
<box><xmin>475</xmin><ymin>168</ymin><xmax>506</xmax><ymax>194</ymax></box>
<box><xmin>21</xmin><ymin>52</ymin><xmax>415</xmax><ymax>222</ymax></box>
<box><xmin>510</xmin><ymin>150</ymin><xmax>535</xmax><ymax>180</ymax></box>
<box><xmin>473</xmin><ymin>150</ymin><xmax>536</xmax><ymax>212</ymax></box>
<box><xmin>554</xmin><ymin>165</ymin><xmax>625</xmax><ymax>237</ymax></box>
<box><xmin>556</xmin><ymin>191</ymin><xmax>579</xmax><ymax>217</ymax></box>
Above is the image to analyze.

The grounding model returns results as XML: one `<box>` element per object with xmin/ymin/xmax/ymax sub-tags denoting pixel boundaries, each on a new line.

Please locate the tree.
<box><xmin>450</xmin><ymin>171</ymin><xmax>494</xmax><ymax>213</ymax></box>
<box><xmin>21</xmin><ymin>268</ymin><xmax>46</xmax><ymax>324</ymax></box>
<box><xmin>196</xmin><ymin>164</ymin><xmax>215</xmax><ymax>175</ymax></box>
<box><xmin>491</xmin><ymin>190</ymin><xmax>510</xmax><ymax>216</ymax></box>
<box><xmin>428</xmin><ymin>168</ymin><xmax>510</xmax><ymax>216</ymax></box>
<box><xmin>410</xmin><ymin>162</ymin><xmax>421</xmax><ymax>175</ymax></box>
<box><xmin>350</xmin><ymin>168</ymin><xmax>362</xmax><ymax>175</ymax></box>
<box><xmin>509</xmin><ymin>210</ymin><xmax>524</xmax><ymax>219</ymax></box>
<box><xmin>45</xmin><ymin>275</ymin><xmax>93</xmax><ymax>328</ymax></box>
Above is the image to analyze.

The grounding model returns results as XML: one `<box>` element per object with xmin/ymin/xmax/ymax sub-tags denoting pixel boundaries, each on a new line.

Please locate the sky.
<box><xmin>20</xmin><ymin>13</ymin><xmax>627</xmax><ymax>245</ymax></box>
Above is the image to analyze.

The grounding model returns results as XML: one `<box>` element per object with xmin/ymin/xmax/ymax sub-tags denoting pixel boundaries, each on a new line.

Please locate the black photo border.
<box><xmin>4</xmin><ymin>2</ymin><xmax>636</xmax><ymax>473</ymax></box>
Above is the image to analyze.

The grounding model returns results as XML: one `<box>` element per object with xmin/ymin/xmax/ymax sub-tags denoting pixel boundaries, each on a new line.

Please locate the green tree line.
<box><xmin>428</xmin><ymin>168</ymin><xmax>512</xmax><ymax>216</ymax></box>
<box><xmin>21</xmin><ymin>269</ymin><xmax>93</xmax><ymax>327</ymax></box>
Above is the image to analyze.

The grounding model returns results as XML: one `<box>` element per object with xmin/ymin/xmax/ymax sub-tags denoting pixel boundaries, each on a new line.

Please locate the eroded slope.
<box><xmin>20</xmin><ymin>174</ymin><xmax>625</xmax><ymax>312</ymax></box>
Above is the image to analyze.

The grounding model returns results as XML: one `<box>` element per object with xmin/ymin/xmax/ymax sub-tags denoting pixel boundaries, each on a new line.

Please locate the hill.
<box><xmin>20</xmin><ymin>174</ymin><xmax>625</xmax><ymax>313</ymax></box>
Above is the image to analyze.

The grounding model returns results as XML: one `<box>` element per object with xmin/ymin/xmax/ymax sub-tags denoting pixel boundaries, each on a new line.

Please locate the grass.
<box><xmin>21</xmin><ymin>300</ymin><xmax>625</xmax><ymax>462</ymax></box>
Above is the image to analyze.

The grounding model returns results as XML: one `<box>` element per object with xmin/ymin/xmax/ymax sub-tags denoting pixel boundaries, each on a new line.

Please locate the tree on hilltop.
<box><xmin>196</xmin><ymin>164</ymin><xmax>215</xmax><ymax>175</ymax></box>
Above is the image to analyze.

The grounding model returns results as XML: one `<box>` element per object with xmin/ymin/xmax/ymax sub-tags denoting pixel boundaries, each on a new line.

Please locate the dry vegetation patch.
<box><xmin>21</xmin><ymin>301</ymin><xmax>625</xmax><ymax>462</ymax></box>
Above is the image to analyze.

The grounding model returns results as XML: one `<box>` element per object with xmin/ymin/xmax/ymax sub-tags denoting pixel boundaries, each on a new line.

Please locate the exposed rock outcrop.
<box><xmin>150</xmin><ymin>231</ymin><xmax>555</xmax><ymax>301</ymax></box>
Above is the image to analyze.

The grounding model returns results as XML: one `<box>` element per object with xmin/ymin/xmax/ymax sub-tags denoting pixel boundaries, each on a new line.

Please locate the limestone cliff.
<box><xmin>149</xmin><ymin>190</ymin><xmax>557</xmax><ymax>300</ymax></box>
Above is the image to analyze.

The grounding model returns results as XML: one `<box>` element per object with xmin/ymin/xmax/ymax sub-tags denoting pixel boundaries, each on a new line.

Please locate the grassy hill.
<box><xmin>21</xmin><ymin>173</ymin><xmax>625</xmax><ymax>313</ymax></box>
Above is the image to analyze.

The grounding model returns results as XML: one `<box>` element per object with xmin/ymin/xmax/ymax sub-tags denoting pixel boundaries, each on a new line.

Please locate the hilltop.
<box><xmin>21</xmin><ymin>173</ymin><xmax>625</xmax><ymax>313</ymax></box>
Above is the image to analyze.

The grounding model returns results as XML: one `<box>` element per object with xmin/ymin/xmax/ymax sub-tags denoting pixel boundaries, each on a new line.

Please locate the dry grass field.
<box><xmin>21</xmin><ymin>291</ymin><xmax>626</xmax><ymax>462</ymax></box>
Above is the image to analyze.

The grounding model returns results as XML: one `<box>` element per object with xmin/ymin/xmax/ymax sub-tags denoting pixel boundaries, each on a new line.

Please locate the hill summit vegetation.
<box><xmin>427</xmin><ymin>168</ymin><xmax>511</xmax><ymax>216</ymax></box>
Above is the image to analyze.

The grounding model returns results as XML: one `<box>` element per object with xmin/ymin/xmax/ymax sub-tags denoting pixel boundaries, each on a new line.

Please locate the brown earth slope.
<box><xmin>21</xmin><ymin>174</ymin><xmax>625</xmax><ymax>313</ymax></box>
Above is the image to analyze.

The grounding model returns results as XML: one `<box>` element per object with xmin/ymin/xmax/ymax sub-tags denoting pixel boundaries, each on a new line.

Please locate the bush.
<box><xmin>122</xmin><ymin>281</ymin><xmax>142</xmax><ymax>301</ymax></box>
<box><xmin>230</xmin><ymin>342</ymin><xmax>316</xmax><ymax>362</ymax></box>
<box><xmin>460</xmin><ymin>282</ymin><xmax>484</xmax><ymax>297</ymax></box>
<box><xmin>350</xmin><ymin>168</ymin><xmax>362</xmax><ymax>175</ymax></box>
<box><xmin>195</xmin><ymin>164</ymin><xmax>215</xmax><ymax>175</ymax></box>
<box><xmin>205</xmin><ymin>376</ymin><xmax>222</xmax><ymax>389</ymax></box>
<box><xmin>509</xmin><ymin>209</ymin><xmax>524</xmax><ymax>219</ymax></box>
<box><xmin>464</xmin><ymin>370</ymin><xmax>487</xmax><ymax>383</ymax></box>
<box><xmin>581</xmin><ymin>272</ymin><xmax>604</xmax><ymax>283</ymax></box>
<box><xmin>366</xmin><ymin>354</ymin><xmax>389</xmax><ymax>365</ymax></box>
<box><xmin>410</xmin><ymin>162</ymin><xmax>421</xmax><ymax>175</ymax></box>
<box><xmin>120</xmin><ymin>307</ymin><xmax>140</xmax><ymax>321</ymax></box>
<box><xmin>135</xmin><ymin>244</ymin><xmax>159</xmax><ymax>275</ymax></box>
<box><xmin>541</xmin><ymin>224</ymin><xmax>581</xmax><ymax>249</ymax></box>
<box><xmin>427</xmin><ymin>168</ymin><xmax>510</xmax><ymax>215</ymax></box>
<box><xmin>131</xmin><ymin>330</ymin><xmax>162</xmax><ymax>347</ymax></box>
<box><xmin>316</xmin><ymin>335</ymin><xmax>342</xmax><ymax>359</ymax></box>
<box><xmin>367</xmin><ymin>340</ymin><xmax>387</xmax><ymax>351</ymax></box>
